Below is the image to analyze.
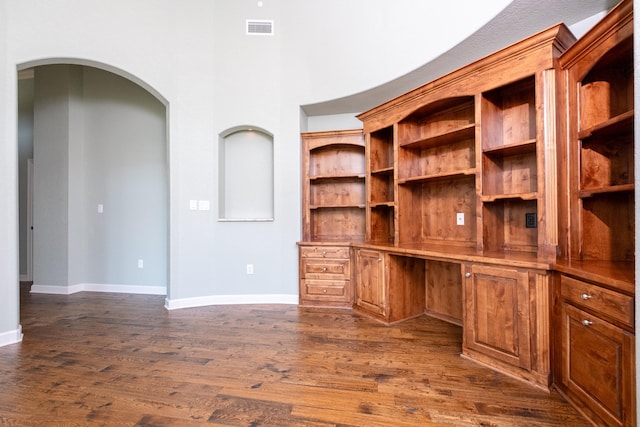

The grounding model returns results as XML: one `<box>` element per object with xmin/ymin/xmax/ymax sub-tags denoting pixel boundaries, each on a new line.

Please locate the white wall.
<box><xmin>0</xmin><ymin>0</ymin><xmax>616</xmax><ymax>344</ymax></box>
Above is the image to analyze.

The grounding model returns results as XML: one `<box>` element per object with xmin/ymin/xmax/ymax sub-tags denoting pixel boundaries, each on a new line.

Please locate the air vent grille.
<box><xmin>246</xmin><ymin>20</ymin><xmax>274</xmax><ymax>35</ymax></box>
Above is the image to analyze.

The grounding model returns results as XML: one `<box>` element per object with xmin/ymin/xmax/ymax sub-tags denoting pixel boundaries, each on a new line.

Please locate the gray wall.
<box><xmin>33</xmin><ymin>65</ymin><xmax>76</xmax><ymax>286</ymax></box>
<box><xmin>31</xmin><ymin>65</ymin><xmax>167</xmax><ymax>289</ymax></box>
<box><xmin>17</xmin><ymin>78</ymin><xmax>33</xmax><ymax>278</ymax></box>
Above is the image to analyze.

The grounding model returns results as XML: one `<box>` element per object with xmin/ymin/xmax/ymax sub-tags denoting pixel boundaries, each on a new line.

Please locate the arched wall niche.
<box><xmin>218</xmin><ymin>125</ymin><xmax>274</xmax><ymax>222</ymax></box>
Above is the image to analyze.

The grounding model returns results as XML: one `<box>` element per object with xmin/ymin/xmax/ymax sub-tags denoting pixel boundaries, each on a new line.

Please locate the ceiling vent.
<box><xmin>246</xmin><ymin>20</ymin><xmax>274</xmax><ymax>35</ymax></box>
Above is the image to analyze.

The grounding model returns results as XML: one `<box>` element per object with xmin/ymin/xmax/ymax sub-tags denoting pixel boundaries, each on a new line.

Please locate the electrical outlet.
<box><xmin>246</xmin><ymin>264</ymin><xmax>254</xmax><ymax>274</ymax></box>
<box><xmin>525</xmin><ymin>213</ymin><xmax>537</xmax><ymax>228</ymax></box>
<box><xmin>138</xmin><ymin>259</ymin><xmax>144</xmax><ymax>269</ymax></box>
<box><xmin>456</xmin><ymin>212</ymin><xmax>464</xmax><ymax>226</ymax></box>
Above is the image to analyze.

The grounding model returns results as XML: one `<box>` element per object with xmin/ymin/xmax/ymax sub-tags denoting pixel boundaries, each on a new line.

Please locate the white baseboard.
<box><xmin>165</xmin><ymin>294</ymin><xmax>298</xmax><ymax>310</ymax></box>
<box><xmin>30</xmin><ymin>283</ymin><xmax>166</xmax><ymax>295</ymax></box>
<box><xmin>0</xmin><ymin>325</ymin><xmax>23</xmax><ymax>347</ymax></box>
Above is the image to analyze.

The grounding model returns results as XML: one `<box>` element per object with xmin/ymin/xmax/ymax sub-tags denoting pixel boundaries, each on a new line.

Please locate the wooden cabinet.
<box><xmin>463</xmin><ymin>264</ymin><xmax>551</xmax><ymax>388</ymax></box>
<box><xmin>556</xmin><ymin>274</ymin><xmax>635</xmax><ymax>426</ymax></box>
<box><xmin>298</xmin><ymin>130</ymin><xmax>365</xmax><ymax>307</ymax></box>
<box><xmin>353</xmin><ymin>18</ymin><xmax>574</xmax><ymax>389</ymax></box>
<box><xmin>354</xmin><ymin>248</ymin><xmax>386</xmax><ymax>317</ymax></box>
<box><xmin>354</xmin><ymin>248</ymin><xmax>426</xmax><ymax>324</ymax></box>
<box><xmin>298</xmin><ymin>2</ymin><xmax>635</xmax><ymax>423</ymax></box>
<box><xmin>298</xmin><ymin>243</ymin><xmax>353</xmax><ymax>308</ymax></box>
<box><xmin>554</xmin><ymin>1</ymin><xmax>636</xmax><ymax>424</ymax></box>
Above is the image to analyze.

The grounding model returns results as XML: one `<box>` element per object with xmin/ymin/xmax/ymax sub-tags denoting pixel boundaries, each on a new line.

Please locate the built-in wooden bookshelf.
<box><xmin>367</xmin><ymin>126</ymin><xmax>396</xmax><ymax>244</ymax></box>
<box><xmin>298</xmin><ymin>2</ymin><xmax>635</xmax><ymax>425</ymax></box>
<box><xmin>554</xmin><ymin>1</ymin><xmax>635</xmax><ymax>425</ymax></box>
<box><xmin>298</xmin><ymin>130</ymin><xmax>365</xmax><ymax>308</ymax></box>
<box><xmin>353</xmin><ymin>22</ymin><xmax>577</xmax><ymax>390</ymax></box>
<box><xmin>396</xmin><ymin>97</ymin><xmax>477</xmax><ymax>248</ymax></box>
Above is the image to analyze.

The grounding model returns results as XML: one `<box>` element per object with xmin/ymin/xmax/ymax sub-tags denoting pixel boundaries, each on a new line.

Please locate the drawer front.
<box><xmin>300</xmin><ymin>246</ymin><xmax>350</xmax><ymax>259</ymax></box>
<box><xmin>561</xmin><ymin>275</ymin><xmax>634</xmax><ymax>328</ymax></box>
<box><xmin>301</xmin><ymin>258</ymin><xmax>350</xmax><ymax>280</ymax></box>
<box><xmin>302</xmin><ymin>279</ymin><xmax>349</xmax><ymax>301</ymax></box>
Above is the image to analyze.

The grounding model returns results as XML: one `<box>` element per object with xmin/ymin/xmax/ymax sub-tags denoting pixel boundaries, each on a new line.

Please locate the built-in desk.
<box><xmin>351</xmin><ymin>242</ymin><xmax>555</xmax><ymax>390</ymax></box>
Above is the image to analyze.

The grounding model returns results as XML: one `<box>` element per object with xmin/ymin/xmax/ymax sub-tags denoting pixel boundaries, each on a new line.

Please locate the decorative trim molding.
<box><xmin>30</xmin><ymin>283</ymin><xmax>166</xmax><ymax>296</ymax></box>
<box><xmin>0</xmin><ymin>325</ymin><xmax>23</xmax><ymax>347</ymax></box>
<box><xmin>165</xmin><ymin>294</ymin><xmax>298</xmax><ymax>310</ymax></box>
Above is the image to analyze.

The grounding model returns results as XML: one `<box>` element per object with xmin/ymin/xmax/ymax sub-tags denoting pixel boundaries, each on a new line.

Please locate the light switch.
<box><xmin>98</xmin><ymin>204</ymin><xmax>104</xmax><ymax>214</ymax></box>
<box><xmin>198</xmin><ymin>200</ymin><xmax>210</xmax><ymax>211</ymax></box>
<box><xmin>189</xmin><ymin>200</ymin><xmax>198</xmax><ymax>210</ymax></box>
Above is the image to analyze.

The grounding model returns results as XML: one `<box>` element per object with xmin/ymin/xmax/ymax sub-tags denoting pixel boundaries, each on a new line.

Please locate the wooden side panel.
<box><xmin>387</xmin><ymin>255</ymin><xmax>426</xmax><ymax>323</ymax></box>
<box><xmin>425</xmin><ymin>260</ymin><xmax>463</xmax><ymax>325</ymax></box>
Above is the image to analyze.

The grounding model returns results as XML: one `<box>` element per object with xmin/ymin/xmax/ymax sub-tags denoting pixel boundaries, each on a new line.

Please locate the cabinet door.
<box><xmin>561</xmin><ymin>303</ymin><xmax>635</xmax><ymax>427</ymax></box>
<box><xmin>355</xmin><ymin>249</ymin><xmax>386</xmax><ymax>317</ymax></box>
<box><xmin>464</xmin><ymin>264</ymin><xmax>531</xmax><ymax>369</ymax></box>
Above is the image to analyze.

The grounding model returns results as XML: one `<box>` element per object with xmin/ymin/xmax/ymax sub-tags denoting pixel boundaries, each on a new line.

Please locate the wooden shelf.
<box><xmin>578</xmin><ymin>110</ymin><xmax>633</xmax><ymax>140</ymax></box>
<box><xmin>371</xmin><ymin>166</ymin><xmax>394</xmax><ymax>175</ymax></box>
<box><xmin>398</xmin><ymin>168</ymin><xmax>476</xmax><ymax>185</ymax></box>
<box><xmin>483</xmin><ymin>139</ymin><xmax>536</xmax><ymax>157</ymax></box>
<box><xmin>310</xmin><ymin>174</ymin><xmax>365</xmax><ymax>181</ymax></box>
<box><xmin>579</xmin><ymin>183</ymin><xmax>634</xmax><ymax>198</ymax></box>
<box><xmin>310</xmin><ymin>204</ymin><xmax>366</xmax><ymax>210</ymax></box>
<box><xmin>371</xmin><ymin>201</ymin><xmax>394</xmax><ymax>208</ymax></box>
<box><xmin>482</xmin><ymin>192</ymin><xmax>537</xmax><ymax>202</ymax></box>
<box><xmin>400</xmin><ymin>124</ymin><xmax>475</xmax><ymax>150</ymax></box>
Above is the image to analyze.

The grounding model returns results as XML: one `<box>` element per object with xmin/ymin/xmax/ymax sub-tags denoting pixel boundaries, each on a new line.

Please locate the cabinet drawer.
<box><xmin>561</xmin><ymin>275</ymin><xmax>634</xmax><ymax>328</ymax></box>
<box><xmin>301</xmin><ymin>258</ymin><xmax>350</xmax><ymax>279</ymax></box>
<box><xmin>300</xmin><ymin>246</ymin><xmax>350</xmax><ymax>259</ymax></box>
<box><xmin>302</xmin><ymin>279</ymin><xmax>349</xmax><ymax>301</ymax></box>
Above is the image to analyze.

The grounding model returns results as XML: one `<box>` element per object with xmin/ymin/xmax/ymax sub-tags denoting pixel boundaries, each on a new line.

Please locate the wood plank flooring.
<box><xmin>0</xmin><ymin>284</ymin><xmax>588</xmax><ymax>426</ymax></box>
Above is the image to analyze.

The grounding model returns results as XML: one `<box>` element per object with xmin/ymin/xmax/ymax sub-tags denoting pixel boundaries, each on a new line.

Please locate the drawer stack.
<box><xmin>556</xmin><ymin>274</ymin><xmax>635</xmax><ymax>427</ymax></box>
<box><xmin>298</xmin><ymin>244</ymin><xmax>353</xmax><ymax>308</ymax></box>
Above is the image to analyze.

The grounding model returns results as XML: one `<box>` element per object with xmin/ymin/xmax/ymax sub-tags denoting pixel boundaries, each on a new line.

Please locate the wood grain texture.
<box><xmin>0</xmin><ymin>284</ymin><xmax>587</xmax><ymax>426</ymax></box>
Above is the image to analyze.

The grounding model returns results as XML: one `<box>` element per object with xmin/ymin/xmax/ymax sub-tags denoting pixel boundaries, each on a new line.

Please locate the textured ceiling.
<box><xmin>301</xmin><ymin>0</ymin><xmax>621</xmax><ymax>116</ymax></box>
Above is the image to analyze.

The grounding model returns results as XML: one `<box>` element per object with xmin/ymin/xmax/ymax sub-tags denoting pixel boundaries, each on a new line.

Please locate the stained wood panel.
<box><xmin>464</xmin><ymin>265</ymin><xmax>531</xmax><ymax>371</ymax></box>
<box><xmin>425</xmin><ymin>261</ymin><xmax>463</xmax><ymax>325</ymax></box>
<box><xmin>561</xmin><ymin>302</ymin><xmax>635</xmax><ymax>426</ymax></box>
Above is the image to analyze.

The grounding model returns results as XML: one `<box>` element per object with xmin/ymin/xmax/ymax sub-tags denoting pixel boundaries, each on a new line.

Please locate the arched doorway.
<box><xmin>17</xmin><ymin>61</ymin><xmax>169</xmax><ymax>302</ymax></box>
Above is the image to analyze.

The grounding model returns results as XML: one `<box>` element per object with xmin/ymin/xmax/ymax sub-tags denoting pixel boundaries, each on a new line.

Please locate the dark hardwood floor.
<box><xmin>0</xmin><ymin>284</ymin><xmax>587</xmax><ymax>426</ymax></box>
